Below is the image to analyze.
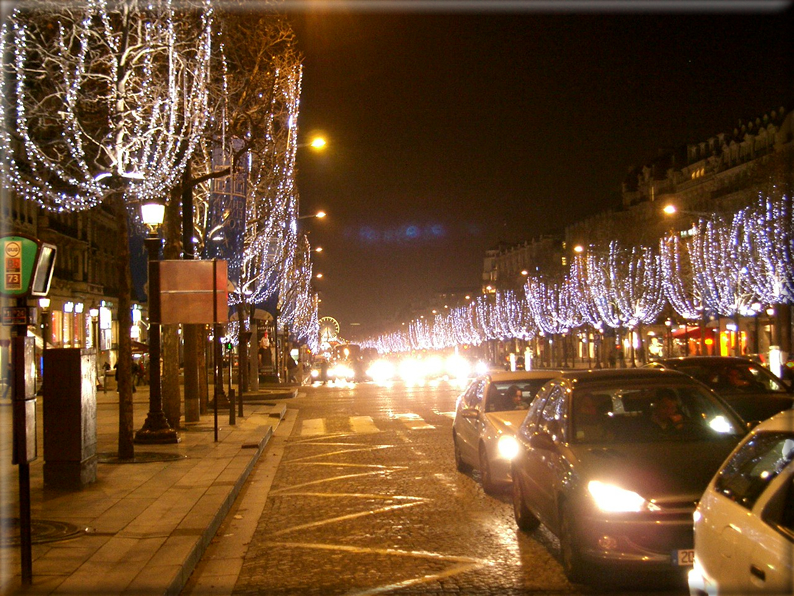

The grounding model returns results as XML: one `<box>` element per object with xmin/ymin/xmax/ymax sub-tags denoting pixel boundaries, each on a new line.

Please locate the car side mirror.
<box><xmin>461</xmin><ymin>408</ymin><xmax>480</xmax><ymax>420</ymax></box>
<box><xmin>529</xmin><ymin>432</ymin><xmax>558</xmax><ymax>452</ymax></box>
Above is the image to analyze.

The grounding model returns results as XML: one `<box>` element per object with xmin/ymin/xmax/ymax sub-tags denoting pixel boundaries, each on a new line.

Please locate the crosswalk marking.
<box><xmin>350</xmin><ymin>416</ymin><xmax>380</xmax><ymax>434</ymax></box>
<box><xmin>391</xmin><ymin>413</ymin><xmax>435</xmax><ymax>430</ymax></box>
<box><xmin>299</xmin><ymin>413</ymin><xmax>439</xmax><ymax>436</ymax></box>
<box><xmin>300</xmin><ymin>418</ymin><xmax>327</xmax><ymax>436</ymax></box>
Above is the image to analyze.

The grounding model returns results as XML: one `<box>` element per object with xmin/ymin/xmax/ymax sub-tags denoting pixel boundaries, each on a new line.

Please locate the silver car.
<box><xmin>452</xmin><ymin>369</ymin><xmax>564</xmax><ymax>493</ymax></box>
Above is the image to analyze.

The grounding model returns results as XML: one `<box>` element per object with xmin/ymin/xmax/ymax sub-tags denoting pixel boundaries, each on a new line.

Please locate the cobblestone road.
<box><xmin>196</xmin><ymin>380</ymin><xmax>690</xmax><ymax>596</ymax></box>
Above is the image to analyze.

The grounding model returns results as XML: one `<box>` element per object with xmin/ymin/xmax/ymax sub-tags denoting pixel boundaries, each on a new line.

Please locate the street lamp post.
<box><xmin>38</xmin><ymin>297</ymin><xmax>50</xmax><ymax>350</ymax></box>
<box><xmin>89</xmin><ymin>306</ymin><xmax>100</xmax><ymax>388</ymax></box>
<box><xmin>37</xmin><ymin>297</ymin><xmax>50</xmax><ymax>396</ymax></box>
<box><xmin>135</xmin><ymin>201</ymin><xmax>179</xmax><ymax>444</ymax></box>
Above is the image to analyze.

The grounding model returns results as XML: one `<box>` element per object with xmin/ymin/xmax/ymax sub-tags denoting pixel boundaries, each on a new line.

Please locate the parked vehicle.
<box><xmin>688</xmin><ymin>409</ymin><xmax>794</xmax><ymax>596</ymax></box>
<box><xmin>646</xmin><ymin>356</ymin><xmax>793</xmax><ymax>424</ymax></box>
<box><xmin>510</xmin><ymin>368</ymin><xmax>746</xmax><ymax>583</ymax></box>
<box><xmin>452</xmin><ymin>369</ymin><xmax>563</xmax><ymax>493</ymax></box>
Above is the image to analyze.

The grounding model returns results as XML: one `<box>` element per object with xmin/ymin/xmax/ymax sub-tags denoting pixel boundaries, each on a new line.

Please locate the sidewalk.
<box><xmin>1</xmin><ymin>382</ymin><xmax>298</xmax><ymax>595</ymax></box>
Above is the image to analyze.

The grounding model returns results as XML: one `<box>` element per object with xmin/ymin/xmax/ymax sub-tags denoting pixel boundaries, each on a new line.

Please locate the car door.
<box><xmin>740</xmin><ymin>469</ymin><xmax>794</xmax><ymax>594</ymax></box>
<box><xmin>456</xmin><ymin>378</ymin><xmax>486</xmax><ymax>466</ymax></box>
<box><xmin>521</xmin><ymin>381</ymin><xmax>565</xmax><ymax>526</ymax></box>
<box><xmin>711</xmin><ymin>432</ymin><xmax>794</xmax><ymax>594</ymax></box>
<box><xmin>533</xmin><ymin>384</ymin><xmax>567</xmax><ymax>525</ymax></box>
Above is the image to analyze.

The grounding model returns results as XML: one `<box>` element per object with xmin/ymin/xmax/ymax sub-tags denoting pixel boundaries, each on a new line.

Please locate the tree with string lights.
<box><xmin>1</xmin><ymin>0</ymin><xmax>213</xmax><ymax>458</ymax></box>
<box><xmin>277</xmin><ymin>233</ymin><xmax>319</xmax><ymax>352</ymax></box>
<box><xmin>659</xmin><ymin>233</ymin><xmax>707</xmax><ymax>355</ymax></box>
<box><xmin>569</xmin><ymin>252</ymin><xmax>606</xmax><ymax>366</ymax></box>
<box><xmin>189</xmin><ymin>8</ymin><xmax>304</xmax><ymax>394</ymax></box>
<box><xmin>741</xmin><ymin>194</ymin><xmax>794</xmax><ymax>356</ymax></box>
<box><xmin>585</xmin><ymin>242</ymin><xmax>665</xmax><ymax>366</ymax></box>
<box><xmin>689</xmin><ymin>214</ymin><xmax>759</xmax><ymax>355</ymax></box>
<box><xmin>525</xmin><ymin>275</ymin><xmax>582</xmax><ymax>367</ymax></box>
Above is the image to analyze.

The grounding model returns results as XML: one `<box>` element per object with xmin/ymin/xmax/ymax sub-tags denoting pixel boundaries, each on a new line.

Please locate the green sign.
<box><xmin>0</xmin><ymin>235</ymin><xmax>56</xmax><ymax>297</ymax></box>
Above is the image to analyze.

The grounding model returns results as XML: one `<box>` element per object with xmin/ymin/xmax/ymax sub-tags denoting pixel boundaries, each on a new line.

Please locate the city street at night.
<box><xmin>1</xmin><ymin>2</ymin><xmax>791</xmax><ymax>595</ymax></box>
<box><xmin>183</xmin><ymin>381</ymin><xmax>689</xmax><ymax>596</ymax></box>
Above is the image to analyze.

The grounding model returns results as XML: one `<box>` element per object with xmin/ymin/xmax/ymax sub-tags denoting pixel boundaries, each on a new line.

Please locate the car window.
<box><xmin>775</xmin><ymin>475</ymin><xmax>794</xmax><ymax>534</ymax></box>
<box><xmin>568</xmin><ymin>383</ymin><xmax>743</xmax><ymax>443</ymax></box>
<box><xmin>714</xmin><ymin>431</ymin><xmax>794</xmax><ymax>510</ymax></box>
<box><xmin>486</xmin><ymin>378</ymin><xmax>556</xmax><ymax>412</ymax></box>
<box><xmin>540</xmin><ymin>386</ymin><xmax>566</xmax><ymax>441</ymax></box>
<box><xmin>484</xmin><ymin>383</ymin><xmax>503</xmax><ymax>412</ymax></box>
<box><xmin>463</xmin><ymin>379</ymin><xmax>485</xmax><ymax>409</ymax></box>
<box><xmin>744</xmin><ymin>362</ymin><xmax>788</xmax><ymax>393</ymax></box>
<box><xmin>672</xmin><ymin>361</ymin><xmax>788</xmax><ymax>394</ymax></box>
<box><xmin>519</xmin><ymin>383</ymin><xmax>552</xmax><ymax>439</ymax></box>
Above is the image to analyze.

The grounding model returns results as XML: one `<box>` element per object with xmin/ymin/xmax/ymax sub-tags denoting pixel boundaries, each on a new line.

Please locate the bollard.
<box><xmin>229</xmin><ymin>388</ymin><xmax>236</xmax><ymax>425</ymax></box>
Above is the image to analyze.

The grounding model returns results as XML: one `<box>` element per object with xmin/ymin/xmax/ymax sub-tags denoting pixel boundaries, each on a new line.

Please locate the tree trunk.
<box><xmin>162</xmin><ymin>326</ymin><xmax>181</xmax><ymax>428</ymax></box>
<box><xmin>184</xmin><ymin>325</ymin><xmax>201</xmax><ymax>419</ymax></box>
<box><xmin>111</xmin><ymin>193</ymin><xmax>134</xmax><ymax>459</ymax></box>
<box><xmin>198</xmin><ymin>325</ymin><xmax>209</xmax><ymax>412</ymax></box>
<box><xmin>181</xmin><ymin>165</ymin><xmax>201</xmax><ymax>420</ymax></box>
<box><xmin>162</xmin><ymin>189</ymin><xmax>182</xmax><ymax>428</ymax></box>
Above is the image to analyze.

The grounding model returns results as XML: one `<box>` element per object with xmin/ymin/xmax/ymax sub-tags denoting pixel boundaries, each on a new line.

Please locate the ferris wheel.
<box><xmin>318</xmin><ymin>317</ymin><xmax>340</xmax><ymax>343</ymax></box>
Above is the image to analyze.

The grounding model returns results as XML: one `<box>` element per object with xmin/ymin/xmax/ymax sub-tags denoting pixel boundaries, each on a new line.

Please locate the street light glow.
<box><xmin>309</xmin><ymin>136</ymin><xmax>327</xmax><ymax>150</ymax></box>
<box><xmin>141</xmin><ymin>201</ymin><xmax>165</xmax><ymax>228</ymax></box>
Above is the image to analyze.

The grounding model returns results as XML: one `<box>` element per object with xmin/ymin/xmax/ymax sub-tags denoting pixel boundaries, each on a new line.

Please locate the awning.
<box><xmin>671</xmin><ymin>326</ymin><xmax>717</xmax><ymax>339</ymax></box>
<box><xmin>131</xmin><ymin>340</ymin><xmax>149</xmax><ymax>353</ymax></box>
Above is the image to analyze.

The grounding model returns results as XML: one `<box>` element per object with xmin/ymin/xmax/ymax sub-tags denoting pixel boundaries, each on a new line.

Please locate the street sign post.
<box><xmin>1</xmin><ymin>234</ymin><xmax>57</xmax><ymax>585</ymax></box>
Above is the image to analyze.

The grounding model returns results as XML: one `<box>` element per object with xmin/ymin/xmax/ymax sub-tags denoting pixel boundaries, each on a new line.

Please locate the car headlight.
<box><xmin>497</xmin><ymin>435</ymin><xmax>519</xmax><ymax>460</ymax></box>
<box><xmin>587</xmin><ymin>480</ymin><xmax>659</xmax><ymax>513</ymax></box>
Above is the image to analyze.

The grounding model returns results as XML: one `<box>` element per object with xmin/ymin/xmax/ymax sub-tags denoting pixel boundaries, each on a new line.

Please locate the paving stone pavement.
<box><xmin>0</xmin><ymin>382</ymin><xmax>295</xmax><ymax>595</ymax></box>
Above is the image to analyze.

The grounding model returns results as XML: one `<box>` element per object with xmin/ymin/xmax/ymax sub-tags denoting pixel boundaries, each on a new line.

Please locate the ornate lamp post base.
<box><xmin>134</xmin><ymin>411</ymin><xmax>180</xmax><ymax>444</ymax></box>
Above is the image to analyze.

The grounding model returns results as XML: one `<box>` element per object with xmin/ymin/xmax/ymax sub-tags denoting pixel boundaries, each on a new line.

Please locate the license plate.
<box><xmin>673</xmin><ymin>549</ymin><xmax>695</xmax><ymax>566</ymax></box>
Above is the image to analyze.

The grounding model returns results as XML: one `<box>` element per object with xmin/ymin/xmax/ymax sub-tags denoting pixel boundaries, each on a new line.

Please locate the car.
<box><xmin>647</xmin><ymin>356</ymin><xmax>794</xmax><ymax>424</ymax></box>
<box><xmin>452</xmin><ymin>369</ymin><xmax>564</xmax><ymax>493</ymax></box>
<box><xmin>688</xmin><ymin>409</ymin><xmax>794</xmax><ymax>596</ymax></box>
<box><xmin>510</xmin><ymin>368</ymin><xmax>747</xmax><ymax>584</ymax></box>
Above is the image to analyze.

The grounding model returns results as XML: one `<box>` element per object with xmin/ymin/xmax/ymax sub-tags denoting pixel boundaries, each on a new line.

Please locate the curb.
<box><xmin>164</xmin><ymin>426</ymin><xmax>273</xmax><ymax>596</ymax></box>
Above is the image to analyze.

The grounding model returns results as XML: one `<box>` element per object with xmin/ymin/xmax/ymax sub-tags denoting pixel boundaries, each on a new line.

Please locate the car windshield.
<box><xmin>668</xmin><ymin>361</ymin><xmax>788</xmax><ymax>394</ymax></box>
<box><xmin>571</xmin><ymin>383</ymin><xmax>744</xmax><ymax>443</ymax></box>
<box><xmin>486</xmin><ymin>378</ymin><xmax>553</xmax><ymax>412</ymax></box>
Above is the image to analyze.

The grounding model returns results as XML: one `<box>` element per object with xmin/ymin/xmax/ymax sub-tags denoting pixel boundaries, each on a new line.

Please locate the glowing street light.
<box><xmin>662</xmin><ymin>204</ymin><xmax>711</xmax><ymax>218</ymax></box>
<box><xmin>297</xmin><ymin>210</ymin><xmax>326</xmax><ymax>221</ymax></box>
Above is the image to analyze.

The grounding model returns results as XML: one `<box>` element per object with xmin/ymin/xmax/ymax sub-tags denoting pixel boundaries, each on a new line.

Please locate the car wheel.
<box><xmin>559</xmin><ymin>501</ymin><xmax>590</xmax><ymax>583</ymax></box>
<box><xmin>479</xmin><ymin>444</ymin><xmax>497</xmax><ymax>494</ymax></box>
<box><xmin>453</xmin><ymin>434</ymin><xmax>471</xmax><ymax>473</ymax></box>
<box><xmin>512</xmin><ymin>471</ymin><xmax>540</xmax><ymax>531</ymax></box>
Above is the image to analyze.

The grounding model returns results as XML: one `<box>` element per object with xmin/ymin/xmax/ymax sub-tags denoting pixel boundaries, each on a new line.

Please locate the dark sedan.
<box><xmin>511</xmin><ymin>368</ymin><xmax>746</xmax><ymax>584</ymax></box>
<box><xmin>646</xmin><ymin>356</ymin><xmax>793</xmax><ymax>424</ymax></box>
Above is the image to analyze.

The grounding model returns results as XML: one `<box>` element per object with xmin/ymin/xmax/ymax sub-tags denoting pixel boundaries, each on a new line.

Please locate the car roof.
<box><xmin>750</xmin><ymin>408</ymin><xmax>794</xmax><ymax>433</ymax></box>
<box><xmin>556</xmin><ymin>367</ymin><xmax>694</xmax><ymax>384</ymax></box>
<box><xmin>660</xmin><ymin>356</ymin><xmax>757</xmax><ymax>365</ymax></box>
<box><xmin>485</xmin><ymin>369</ymin><xmax>565</xmax><ymax>382</ymax></box>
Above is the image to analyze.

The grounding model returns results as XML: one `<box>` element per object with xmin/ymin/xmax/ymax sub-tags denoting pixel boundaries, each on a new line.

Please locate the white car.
<box><xmin>689</xmin><ymin>409</ymin><xmax>794</xmax><ymax>596</ymax></box>
<box><xmin>452</xmin><ymin>369</ymin><xmax>563</xmax><ymax>493</ymax></box>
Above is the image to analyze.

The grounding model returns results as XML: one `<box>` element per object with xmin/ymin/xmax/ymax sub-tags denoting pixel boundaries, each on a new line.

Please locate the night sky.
<box><xmin>287</xmin><ymin>2</ymin><xmax>792</xmax><ymax>341</ymax></box>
